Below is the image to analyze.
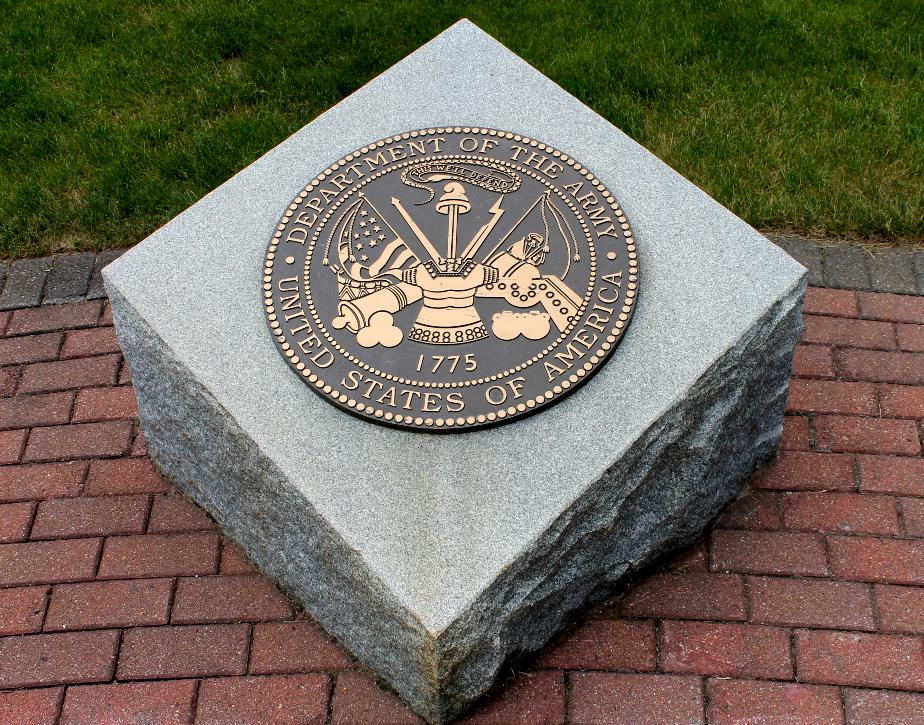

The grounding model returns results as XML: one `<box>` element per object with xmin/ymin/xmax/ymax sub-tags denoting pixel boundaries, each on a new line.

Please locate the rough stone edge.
<box><xmin>430</xmin><ymin>271</ymin><xmax>807</xmax><ymax>721</ymax></box>
<box><xmin>103</xmin><ymin>280</ymin><xmax>446</xmax><ymax>714</ymax></box>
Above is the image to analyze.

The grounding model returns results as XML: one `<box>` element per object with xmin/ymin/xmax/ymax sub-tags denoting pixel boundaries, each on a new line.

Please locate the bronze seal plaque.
<box><xmin>263</xmin><ymin>127</ymin><xmax>639</xmax><ymax>431</ymax></box>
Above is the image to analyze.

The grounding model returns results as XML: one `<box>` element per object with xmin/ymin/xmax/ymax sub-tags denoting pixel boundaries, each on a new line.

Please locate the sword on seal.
<box><xmin>390</xmin><ymin>196</ymin><xmax>443</xmax><ymax>267</ymax></box>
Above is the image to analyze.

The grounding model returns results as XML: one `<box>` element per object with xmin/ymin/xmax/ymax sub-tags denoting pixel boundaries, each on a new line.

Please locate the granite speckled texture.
<box><xmin>104</xmin><ymin>20</ymin><xmax>806</xmax><ymax>723</ymax></box>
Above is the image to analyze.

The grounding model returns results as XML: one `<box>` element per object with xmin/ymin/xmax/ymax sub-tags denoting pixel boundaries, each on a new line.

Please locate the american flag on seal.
<box><xmin>324</xmin><ymin>193</ymin><xmax>418</xmax><ymax>301</ymax></box>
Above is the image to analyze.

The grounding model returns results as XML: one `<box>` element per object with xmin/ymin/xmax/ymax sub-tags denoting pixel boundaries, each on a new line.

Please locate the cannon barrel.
<box><xmin>335</xmin><ymin>282</ymin><xmax>423</xmax><ymax>332</ymax></box>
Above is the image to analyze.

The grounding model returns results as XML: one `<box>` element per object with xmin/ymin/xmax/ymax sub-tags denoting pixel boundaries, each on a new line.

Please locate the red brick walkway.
<box><xmin>0</xmin><ymin>287</ymin><xmax>922</xmax><ymax>724</ymax></box>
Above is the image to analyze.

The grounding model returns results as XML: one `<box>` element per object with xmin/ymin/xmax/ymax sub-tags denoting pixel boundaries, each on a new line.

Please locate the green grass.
<box><xmin>1</xmin><ymin>0</ymin><xmax>922</xmax><ymax>259</ymax></box>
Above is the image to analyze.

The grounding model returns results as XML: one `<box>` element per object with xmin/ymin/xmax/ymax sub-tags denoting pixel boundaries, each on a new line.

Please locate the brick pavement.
<box><xmin>0</xmin><ymin>286</ymin><xmax>922</xmax><ymax>723</ymax></box>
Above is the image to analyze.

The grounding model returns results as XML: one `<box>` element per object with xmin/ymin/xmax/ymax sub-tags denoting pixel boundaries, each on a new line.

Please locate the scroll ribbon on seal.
<box><xmin>401</xmin><ymin>160</ymin><xmax>521</xmax><ymax>203</ymax></box>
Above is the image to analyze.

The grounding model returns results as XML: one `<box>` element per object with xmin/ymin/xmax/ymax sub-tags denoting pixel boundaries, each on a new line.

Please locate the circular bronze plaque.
<box><xmin>263</xmin><ymin>127</ymin><xmax>639</xmax><ymax>431</ymax></box>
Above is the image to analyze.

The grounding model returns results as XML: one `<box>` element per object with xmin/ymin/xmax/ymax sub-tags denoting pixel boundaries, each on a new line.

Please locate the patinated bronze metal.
<box><xmin>263</xmin><ymin>127</ymin><xmax>639</xmax><ymax>431</ymax></box>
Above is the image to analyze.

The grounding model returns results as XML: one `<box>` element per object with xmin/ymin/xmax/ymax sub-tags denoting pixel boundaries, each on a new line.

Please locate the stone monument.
<box><xmin>104</xmin><ymin>20</ymin><xmax>806</xmax><ymax>724</ymax></box>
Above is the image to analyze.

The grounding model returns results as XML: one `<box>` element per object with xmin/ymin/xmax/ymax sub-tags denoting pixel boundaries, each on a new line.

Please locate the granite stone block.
<box><xmin>104</xmin><ymin>20</ymin><xmax>805</xmax><ymax>723</ymax></box>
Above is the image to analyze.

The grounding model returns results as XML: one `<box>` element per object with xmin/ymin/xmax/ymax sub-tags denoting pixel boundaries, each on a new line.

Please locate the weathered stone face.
<box><xmin>104</xmin><ymin>20</ymin><xmax>806</xmax><ymax>724</ymax></box>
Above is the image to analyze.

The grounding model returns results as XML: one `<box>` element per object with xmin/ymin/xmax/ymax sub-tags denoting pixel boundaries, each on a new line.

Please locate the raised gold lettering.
<box><xmin>544</xmin><ymin>361</ymin><xmax>565</xmax><ymax>382</ymax></box>
<box><xmin>376</xmin><ymin>387</ymin><xmax>398</xmax><ymax>408</ymax></box>
<box><xmin>279</xmin><ymin>294</ymin><xmax>299</xmax><ymax>311</ymax></box>
<box><xmin>362</xmin><ymin>379</ymin><xmax>383</xmax><ymax>398</ymax></box>
<box><xmin>401</xmin><ymin>389</ymin><xmax>421</xmax><ymax>410</ymax></box>
<box><xmin>422</xmin><ymin>392</ymin><xmax>442</xmax><ymax>412</ymax></box>
<box><xmin>485</xmin><ymin>385</ymin><xmax>507</xmax><ymax>405</ymax></box>
<box><xmin>285</xmin><ymin>227</ymin><xmax>307</xmax><ymax>245</ymax></box>
<box><xmin>310</xmin><ymin>349</ymin><xmax>334</xmax><ymax>368</ymax></box>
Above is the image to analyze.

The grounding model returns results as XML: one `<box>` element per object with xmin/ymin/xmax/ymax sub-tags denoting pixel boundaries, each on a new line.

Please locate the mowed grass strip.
<box><xmin>0</xmin><ymin>0</ymin><xmax>921</xmax><ymax>259</ymax></box>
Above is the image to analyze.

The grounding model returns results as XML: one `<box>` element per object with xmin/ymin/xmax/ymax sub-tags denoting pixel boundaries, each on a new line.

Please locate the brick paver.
<box><xmin>59</xmin><ymin>680</ymin><xmax>196</xmax><ymax>725</ymax></box>
<box><xmin>828</xmin><ymin>535</ymin><xmax>924</xmax><ymax>585</ymax></box>
<box><xmin>23</xmin><ymin>420</ymin><xmax>133</xmax><ymax>462</ymax></box>
<box><xmin>0</xmin><ymin>428</ymin><xmax>27</xmax><ymax>464</ymax></box>
<box><xmin>0</xmin><ymin>586</ymin><xmax>48</xmax><ymax>636</ymax></box>
<box><xmin>331</xmin><ymin>672</ymin><xmax>425</xmax><ymax>724</ymax></box>
<box><xmin>171</xmin><ymin>575</ymin><xmax>293</xmax><ymax>624</ymax></box>
<box><xmin>802</xmin><ymin>315</ymin><xmax>895</xmax><ymax>350</ymax></box>
<box><xmin>0</xmin><ymin>391</ymin><xmax>73</xmax><ymax>431</ymax></box>
<box><xmin>0</xmin><ymin>332</ymin><xmax>62</xmax><ymax>366</ymax></box>
<box><xmin>796</xmin><ymin>630</ymin><xmax>924</xmax><ymax>691</ymax></box>
<box><xmin>71</xmin><ymin>385</ymin><xmax>137</xmax><ymax>422</ymax></box>
<box><xmin>707</xmin><ymin>680</ymin><xmax>844</xmax><ymax>725</ymax></box>
<box><xmin>786</xmin><ymin>379</ymin><xmax>877</xmax><ymax>415</ymax></box>
<box><xmin>620</xmin><ymin>572</ymin><xmax>746</xmax><ymax>621</ymax></box>
<box><xmin>30</xmin><ymin>494</ymin><xmax>149</xmax><ymax>539</ymax></box>
<box><xmin>874</xmin><ymin>584</ymin><xmax>924</xmax><ymax>634</ymax></box>
<box><xmin>0</xmin><ymin>538</ymin><xmax>101</xmax><ymax>587</ymax></box>
<box><xmin>5</xmin><ymin>301</ymin><xmax>101</xmax><ymax>336</ymax></box>
<box><xmin>249</xmin><ymin>621</ymin><xmax>355</xmax><ymax>674</ymax></box>
<box><xmin>82</xmin><ymin>456</ymin><xmax>167</xmax><ymax>495</ymax></box>
<box><xmin>147</xmin><ymin>492</ymin><xmax>216</xmax><ymax>533</ymax></box>
<box><xmin>782</xmin><ymin>491</ymin><xmax>899</xmax><ymax>535</ymax></box>
<box><xmin>714</xmin><ymin>489</ymin><xmax>781</xmax><ymax>530</ymax></box>
<box><xmin>658</xmin><ymin>621</ymin><xmax>793</xmax><ymax>679</ymax></box>
<box><xmin>198</xmin><ymin>675</ymin><xmax>330</xmax><ymax>725</ymax></box>
<box><xmin>843</xmin><ymin>688</ymin><xmax>924</xmax><ymax>724</ymax></box>
<box><xmin>880</xmin><ymin>383</ymin><xmax>924</xmax><ymax>418</ymax></box>
<box><xmin>219</xmin><ymin>542</ymin><xmax>257</xmax><ymax>574</ymax></box>
<box><xmin>860</xmin><ymin>454</ymin><xmax>924</xmax><ymax>496</ymax></box>
<box><xmin>859</xmin><ymin>290</ymin><xmax>924</xmax><ymax>323</ymax></box>
<box><xmin>710</xmin><ymin>529</ymin><xmax>829</xmax><ymax>576</ymax></box>
<box><xmin>792</xmin><ymin>343</ymin><xmax>835</xmax><ymax>377</ymax></box>
<box><xmin>0</xmin><ymin>258</ymin><xmax>52</xmax><ymax>310</ymax></box>
<box><xmin>0</xmin><ymin>630</ymin><xmax>119</xmax><ymax>689</ymax></box>
<box><xmin>97</xmin><ymin>532</ymin><xmax>219</xmax><ymax>579</ymax></box>
<box><xmin>43</xmin><ymin>579</ymin><xmax>173</xmax><ymax>631</ymax></box>
<box><xmin>813</xmin><ymin>414</ymin><xmax>920</xmax><ymax>454</ymax></box>
<box><xmin>117</xmin><ymin>624</ymin><xmax>250</xmax><ymax>680</ymax></box>
<box><xmin>457</xmin><ymin>670</ymin><xmax>566</xmax><ymax>725</ymax></box>
<box><xmin>753</xmin><ymin>450</ymin><xmax>854</xmax><ymax>491</ymax></box>
<box><xmin>747</xmin><ymin>576</ymin><xmax>876</xmax><ymax>631</ymax></box>
<box><xmin>0</xmin><ymin>687</ymin><xmax>63</xmax><ymax>725</ymax></box>
<box><xmin>42</xmin><ymin>254</ymin><xmax>95</xmax><ymax>306</ymax></box>
<box><xmin>0</xmin><ymin>289</ymin><xmax>922</xmax><ymax>723</ymax></box>
<box><xmin>0</xmin><ymin>366</ymin><xmax>17</xmax><ymax>397</ymax></box>
<box><xmin>1</xmin><ymin>461</ymin><xmax>85</xmax><ymax>502</ymax></box>
<box><xmin>0</xmin><ymin>501</ymin><xmax>35</xmax><ymax>543</ymax></box>
<box><xmin>569</xmin><ymin>673</ymin><xmax>704</xmax><ymax>725</ymax></box>
<box><xmin>803</xmin><ymin>287</ymin><xmax>859</xmax><ymax>317</ymax></box>
<box><xmin>537</xmin><ymin>618</ymin><xmax>656</xmax><ymax>671</ymax></box>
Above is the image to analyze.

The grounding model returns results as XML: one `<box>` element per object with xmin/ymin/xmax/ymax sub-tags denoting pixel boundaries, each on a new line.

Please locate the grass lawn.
<box><xmin>1</xmin><ymin>0</ymin><xmax>921</xmax><ymax>259</ymax></box>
